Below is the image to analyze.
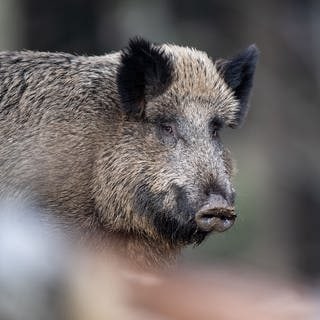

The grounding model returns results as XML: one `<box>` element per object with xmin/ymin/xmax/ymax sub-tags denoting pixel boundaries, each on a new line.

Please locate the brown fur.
<box><xmin>0</xmin><ymin>39</ymin><xmax>258</xmax><ymax>267</ymax></box>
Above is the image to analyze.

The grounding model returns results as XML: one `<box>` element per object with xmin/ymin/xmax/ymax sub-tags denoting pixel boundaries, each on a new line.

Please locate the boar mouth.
<box><xmin>195</xmin><ymin>207</ymin><xmax>236</xmax><ymax>233</ymax></box>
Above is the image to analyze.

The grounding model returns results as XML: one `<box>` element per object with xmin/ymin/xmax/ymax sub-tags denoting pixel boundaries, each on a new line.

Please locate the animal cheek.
<box><xmin>172</xmin><ymin>184</ymin><xmax>196</xmax><ymax>218</ymax></box>
<box><xmin>222</xmin><ymin>149</ymin><xmax>236</xmax><ymax>177</ymax></box>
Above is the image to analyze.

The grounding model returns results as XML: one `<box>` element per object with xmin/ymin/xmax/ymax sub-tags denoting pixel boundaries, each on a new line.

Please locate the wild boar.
<box><xmin>0</xmin><ymin>37</ymin><xmax>258</xmax><ymax>266</ymax></box>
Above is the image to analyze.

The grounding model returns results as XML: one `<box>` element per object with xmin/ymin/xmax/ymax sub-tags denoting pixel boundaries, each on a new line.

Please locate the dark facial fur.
<box><xmin>134</xmin><ymin>183</ymin><xmax>207</xmax><ymax>246</ymax></box>
<box><xmin>0</xmin><ymin>38</ymin><xmax>258</xmax><ymax>266</ymax></box>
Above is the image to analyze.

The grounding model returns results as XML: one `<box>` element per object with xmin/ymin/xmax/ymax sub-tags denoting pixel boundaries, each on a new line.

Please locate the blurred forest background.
<box><xmin>0</xmin><ymin>0</ymin><xmax>319</xmax><ymax>284</ymax></box>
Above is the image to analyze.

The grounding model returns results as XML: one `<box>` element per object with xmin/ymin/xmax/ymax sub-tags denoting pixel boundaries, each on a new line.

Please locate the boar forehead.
<box><xmin>145</xmin><ymin>44</ymin><xmax>240</xmax><ymax>126</ymax></box>
<box><xmin>146</xmin><ymin>95</ymin><xmax>231</xmax><ymax>129</ymax></box>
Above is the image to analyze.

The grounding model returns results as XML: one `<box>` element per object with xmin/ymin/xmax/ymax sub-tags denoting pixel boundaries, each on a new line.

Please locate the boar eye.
<box><xmin>161</xmin><ymin>124</ymin><xmax>174</xmax><ymax>135</ymax></box>
<box><xmin>212</xmin><ymin>128</ymin><xmax>218</xmax><ymax>137</ymax></box>
<box><xmin>211</xmin><ymin>125</ymin><xmax>220</xmax><ymax>138</ymax></box>
<box><xmin>154</xmin><ymin>118</ymin><xmax>178</xmax><ymax>145</ymax></box>
<box><xmin>157</xmin><ymin>122</ymin><xmax>178</xmax><ymax>145</ymax></box>
<box><xmin>210</xmin><ymin>117</ymin><xmax>224</xmax><ymax>138</ymax></box>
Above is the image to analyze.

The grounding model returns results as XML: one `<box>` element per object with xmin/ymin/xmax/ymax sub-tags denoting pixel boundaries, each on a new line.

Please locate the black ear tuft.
<box><xmin>216</xmin><ymin>44</ymin><xmax>259</xmax><ymax>127</ymax></box>
<box><xmin>117</xmin><ymin>37</ymin><xmax>173</xmax><ymax>118</ymax></box>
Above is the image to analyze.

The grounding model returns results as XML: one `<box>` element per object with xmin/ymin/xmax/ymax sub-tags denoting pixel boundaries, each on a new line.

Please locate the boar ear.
<box><xmin>117</xmin><ymin>37</ymin><xmax>173</xmax><ymax>118</ymax></box>
<box><xmin>216</xmin><ymin>44</ymin><xmax>259</xmax><ymax>127</ymax></box>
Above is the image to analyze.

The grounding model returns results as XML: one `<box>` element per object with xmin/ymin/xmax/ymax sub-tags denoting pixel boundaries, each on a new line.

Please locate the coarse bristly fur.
<box><xmin>0</xmin><ymin>37</ymin><xmax>259</xmax><ymax>268</ymax></box>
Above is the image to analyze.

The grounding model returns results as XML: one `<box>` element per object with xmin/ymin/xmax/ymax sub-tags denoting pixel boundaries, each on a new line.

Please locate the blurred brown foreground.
<box><xmin>0</xmin><ymin>202</ymin><xmax>317</xmax><ymax>320</ymax></box>
<box><xmin>70</xmin><ymin>254</ymin><xmax>316</xmax><ymax>320</ymax></box>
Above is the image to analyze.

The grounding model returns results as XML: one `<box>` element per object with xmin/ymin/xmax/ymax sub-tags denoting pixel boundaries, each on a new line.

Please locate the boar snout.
<box><xmin>195</xmin><ymin>194</ymin><xmax>236</xmax><ymax>233</ymax></box>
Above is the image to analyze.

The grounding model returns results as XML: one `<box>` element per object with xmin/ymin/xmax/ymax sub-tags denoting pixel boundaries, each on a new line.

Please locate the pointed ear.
<box><xmin>216</xmin><ymin>45</ymin><xmax>259</xmax><ymax>127</ymax></box>
<box><xmin>117</xmin><ymin>37</ymin><xmax>173</xmax><ymax>118</ymax></box>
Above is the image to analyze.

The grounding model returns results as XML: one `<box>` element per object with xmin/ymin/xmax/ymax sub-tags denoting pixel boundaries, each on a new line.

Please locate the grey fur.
<box><xmin>0</xmin><ymin>39</ymin><xmax>258</xmax><ymax>267</ymax></box>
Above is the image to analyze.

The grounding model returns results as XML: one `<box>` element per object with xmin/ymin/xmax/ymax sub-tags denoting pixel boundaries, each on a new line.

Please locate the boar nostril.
<box><xmin>195</xmin><ymin>195</ymin><xmax>236</xmax><ymax>232</ymax></box>
<box><xmin>195</xmin><ymin>208</ymin><xmax>236</xmax><ymax>233</ymax></box>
